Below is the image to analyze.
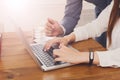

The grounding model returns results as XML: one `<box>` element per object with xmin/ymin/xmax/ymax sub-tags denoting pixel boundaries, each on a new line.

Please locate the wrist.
<box><xmin>58</xmin><ymin>25</ymin><xmax>65</xmax><ymax>36</ymax></box>
<box><xmin>85</xmin><ymin>51</ymin><xmax>99</xmax><ymax>65</ymax></box>
<box><xmin>63</xmin><ymin>33</ymin><xmax>75</xmax><ymax>43</ymax></box>
<box><xmin>67</xmin><ymin>33</ymin><xmax>76</xmax><ymax>42</ymax></box>
<box><xmin>93</xmin><ymin>52</ymin><xmax>99</xmax><ymax>65</ymax></box>
<box><xmin>78</xmin><ymin>51</ymin><xmax>99</xmax><ymax>65</ymax></box>
<box><xmin>81</xmin><ymin>52</ymin><xmax>89</xmax><ymax>63</ymax></box>
<box><xmin>89</xmin><ymin>49</ymin><xmax>94</xmax><ymax>66</ymax></box>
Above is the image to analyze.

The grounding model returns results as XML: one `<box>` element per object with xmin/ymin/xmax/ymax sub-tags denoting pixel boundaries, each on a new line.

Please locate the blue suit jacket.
<box><xmin>61</xmin><ymin>0</ymin><xmax>112</xmax><ymax>35</ymax></box>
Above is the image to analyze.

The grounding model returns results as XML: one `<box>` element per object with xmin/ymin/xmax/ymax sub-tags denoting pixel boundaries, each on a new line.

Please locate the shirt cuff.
<box><xmin>61</xmin><ymin>25</ymin><xmax>66</xmax><ymax>36</ymax></box>
<box><xmin>58</xmin><ymin>24</ymin><xmax>66</xmax><ymax>37</ymax></box>
<box><xmin>96</xmin><ymin>51</ymin><xmax>112</xmax><ymax>67</ymax></box>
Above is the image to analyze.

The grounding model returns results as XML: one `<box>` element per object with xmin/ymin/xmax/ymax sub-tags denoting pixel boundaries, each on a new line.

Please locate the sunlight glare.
<box><xmin>4</xmin><ymin>0</ymin><xmax>28</xmax><ymax>11</ymax></box>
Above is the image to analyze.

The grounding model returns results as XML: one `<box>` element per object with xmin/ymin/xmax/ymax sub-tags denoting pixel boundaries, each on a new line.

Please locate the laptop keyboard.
<box><xmin>31</xmin><ymin>44</ymin><xmax>59</xmax><ymax>67</ymax></box>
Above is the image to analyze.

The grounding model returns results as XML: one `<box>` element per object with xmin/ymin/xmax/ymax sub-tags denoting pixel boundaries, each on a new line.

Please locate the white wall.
<box><xmin>0</xmin><ymin>0</ymin><xmax>95</xmax><ymax>32</ymax></box>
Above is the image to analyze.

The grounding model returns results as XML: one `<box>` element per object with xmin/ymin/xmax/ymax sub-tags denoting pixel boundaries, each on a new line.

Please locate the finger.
<box><xmin>45</xmin><ymin>28</ymin><xmax>58</xmax><ymax>37</ymax></box>
<box><xmin>59</xmin><ymin>45</ymin><xmax>70</xmax><ymax>54</ymax></box>
<box><xmin>45</xmin><ymin>31</ymin><xmax>59</xmax><ymax>37</ymax></box>
<box><xmin>55</xmin><ymin>57</ymin><xmax>67</xmax><ymax>63</ymax></box>
<box><xmin>59</xmin><ymin>44</ymin><xmax>67</xmax><ymax>49</ymax></box>
<box><xmin>46</xmin><ymin>22</ymin><xmax>54</xmax><ymax>30</ymax></box>
<box><xmin>45</xmin><ymin>29</ymin><xmax>52</xmax><ymax>34</ymax></box>
<box><xmin>44</xmin><ymin>38</ymin><xmax>59</xmax><ymax>51</ymax></box>
<box><xmin>45</xmin><ymin>31</ymin><xmax>52</xmax><ymax>36</ymax></box>
<box><xmin>54</xmin><ymin>57</ymin><xmax>62</xmax><ymax>61</ymax></box>
<box><xmin>44</xmin><ymin>27</ymin><xmax>53</xmax><ymax>36</ymax></box>
<box><xmin>53</xmin><ymin>53</ymin><xmax>57</xmax><ymax>58</ymax></box>
<box><xmin>53</xmin><ymin>49</ymin><xmax>63</xmax><ymax>57</ymax></box>
<box><xmin>43</xmin><ymin>41</ymin><xmax>53</xmax><ymax>51</ymax></box>
<box><xmin>45</xmin><ymin>33</ymin><xmax>54</xmax><ymax>37</ymax></box>
<box><xmin>48</xmin><ymin>18</ymin><xmax>55</xmax><ymax>24</ymax></box>
<box><xmin>59</xmin><ymin>43</ymin><xmax>65</xmax><ymax>48</ymax></box>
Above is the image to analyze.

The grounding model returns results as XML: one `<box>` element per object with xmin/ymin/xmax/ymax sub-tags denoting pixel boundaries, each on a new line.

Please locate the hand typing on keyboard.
<box><xmin>31</xmin><ymin>44</ymin><xmax>63</xmax><ymax>66</ymax></box>
<box><xmin>44</xmin><ymin>44</ymin><xmax>62</xmax><ymax>65</ymax></box>
<box><xmin>43</xmin><ymin>37</ymin><xmax>70</xmax><ymax>52</ymax></box>
<box><xmin>43</xmin><ymin>36</ymin><xmax>72</xmax><ymax>65</ymax></box>
<box><xmin>45</xmin><ymin>44</ymin><xmax>59</xmax><ymax>58</ymax></box>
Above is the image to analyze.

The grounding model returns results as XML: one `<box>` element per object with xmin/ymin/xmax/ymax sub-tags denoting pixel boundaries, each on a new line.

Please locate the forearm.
<box><xmin>63</xmin><ymin>33</ymin><xmax>76</xmax><ymax>43</ymax></box>
<box><xmin>61</xmin><ymin>0</ymin><xmax>82</xmax><ymax>35</ymax></box>
<box><xmin>73</xmin><ymin>2</ymin><xmax>113</xmax><ymax>42</ymax></box>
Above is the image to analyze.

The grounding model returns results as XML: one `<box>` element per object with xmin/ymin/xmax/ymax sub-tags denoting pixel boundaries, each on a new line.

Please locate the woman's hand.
<box><xmin>53</xmin><ymin>45</ymin><xmax>89</xmax><ymax>64</ymax></box>
<box><xmin>44</xmin><ymin>33</ymin><xmax>76</xmax><ymax>51</ymax></box>
<box><xmin>44</xmin><ymin>37</ymin><xmax>69</xmax><ymax>51</ymax></box>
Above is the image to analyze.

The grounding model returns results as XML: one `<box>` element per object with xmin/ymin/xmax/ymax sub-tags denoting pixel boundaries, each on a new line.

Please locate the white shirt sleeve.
<box><xmin>96</xmin><ymin>48</ymin><xmax>120</xmax><ymax>67</ymax></box>
<box><xmin>73</xmin><ymin>1</ymin><xmax>113</xmax><ymax>42</ymax></box>
<box><xmin>73</xmin><ymin>1</ymin><xmax>120</xmax><ymax>68</ymax></box>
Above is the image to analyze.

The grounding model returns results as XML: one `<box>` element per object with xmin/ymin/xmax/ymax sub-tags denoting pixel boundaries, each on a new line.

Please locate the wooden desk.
<box><xmin>0</xmin><ymin>32</ymin><xmax>120</xmax><ymax>80</ymax></box>
<box><xmin>0</xmin><ymin>33</ymin><xmax>2</xmax><ymax>54</ymax></box>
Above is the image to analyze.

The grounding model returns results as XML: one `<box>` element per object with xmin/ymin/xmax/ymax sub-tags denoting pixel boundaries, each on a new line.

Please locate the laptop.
<box><xmin>16</xmin><ymin>27</ymin><xmax>78</xmax><ymax>71</ymax></box>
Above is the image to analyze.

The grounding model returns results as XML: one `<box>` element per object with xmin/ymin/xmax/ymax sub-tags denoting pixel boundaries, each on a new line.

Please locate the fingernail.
<box><xmin>43</xmin><ymin>49</ymin><xmax>46</xmax><ymax>52</ymax></box>
<box><xmin>47</xmin><ymin>47</ymin><xmax>50</xmax><ymax>50</ymax></box>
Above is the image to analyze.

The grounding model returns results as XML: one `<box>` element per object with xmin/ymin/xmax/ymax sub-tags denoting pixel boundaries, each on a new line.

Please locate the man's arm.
<box><xmin>61</xmin><ymin>0</ymin><xmax>83</xmax><ymax>35</ymax></box>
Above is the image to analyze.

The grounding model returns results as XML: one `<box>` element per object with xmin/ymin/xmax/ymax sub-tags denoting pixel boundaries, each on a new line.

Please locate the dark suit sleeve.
<box><xmin>61</xmin><ymin>0</ymin><xmax>83</xmax><ymax>35</ymax></box>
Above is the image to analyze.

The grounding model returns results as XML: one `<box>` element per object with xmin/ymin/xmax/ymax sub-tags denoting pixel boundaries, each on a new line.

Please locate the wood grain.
<box><xmin>0</xmin><ymin>32</ymin><xmax>120</xmax><ymax>80</ymax></box>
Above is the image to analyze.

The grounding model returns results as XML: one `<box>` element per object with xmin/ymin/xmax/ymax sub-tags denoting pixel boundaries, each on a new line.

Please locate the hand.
<box><xmin>53</xmin><ymin>45</ymin><xmax>89</xmax><ymax>64</ymax></box>
<box><xmin>45</xmin><ymin>18</ymin><xmax>64</xmax><ymax>36</ymax></box>
<box><xmin>44</xmin><ymin>37</ymin><xmax>69</xmax><ymax>51</ymax></box>
<box><xmin>44</xmin><ymin>33</ymin><xmax>76</xmax><ymax>51</ymax></box>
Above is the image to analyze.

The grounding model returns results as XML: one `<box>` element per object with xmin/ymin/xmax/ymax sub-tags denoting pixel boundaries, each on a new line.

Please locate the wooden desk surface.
<box><xmin>0</xmin><ymin>32</ymin><xmax>120</xmax><ymax>80</ymax></box>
